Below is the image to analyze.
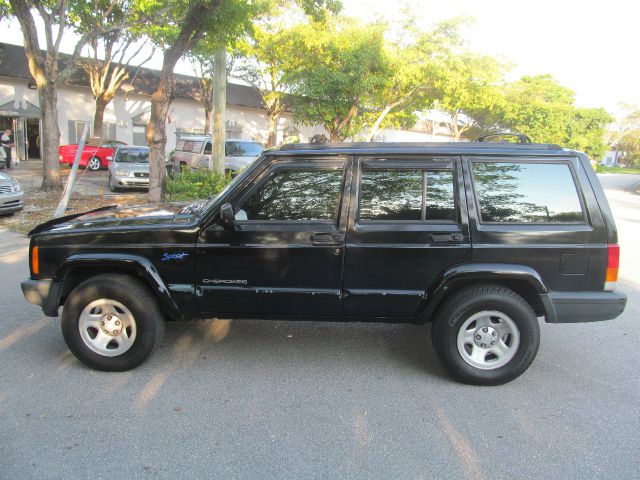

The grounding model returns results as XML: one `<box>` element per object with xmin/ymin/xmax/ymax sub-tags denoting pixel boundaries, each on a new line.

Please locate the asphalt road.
<box><xmin>1</xmin><ymin>189</ymin><xmax>639</xmax><ymax>479</ymax></box>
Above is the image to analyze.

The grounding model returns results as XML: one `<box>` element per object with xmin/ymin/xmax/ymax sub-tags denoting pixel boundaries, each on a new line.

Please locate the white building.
<box><xmin>0</xmin><ymin>42</ymin><xmax>454</xmax><ymax>162</ymax></box>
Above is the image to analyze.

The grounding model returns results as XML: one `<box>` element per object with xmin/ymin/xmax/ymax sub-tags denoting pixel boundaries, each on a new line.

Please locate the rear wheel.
<box><xmin>432</xmin><ymin>284</ymin><xmax>540</xmax><ymax>386</ymax></box>
<box><xmin>61</xmin><ymin>274</ymin><xmax>165</xmax><ymax>371</ymax></box>
<box><xmin>87</xmin><ymin>156</ymin><xmax>101</xmax><ymax>171</ymax></box>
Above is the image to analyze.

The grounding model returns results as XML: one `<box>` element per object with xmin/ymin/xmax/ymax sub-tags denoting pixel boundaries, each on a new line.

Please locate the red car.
<box><xmin>58</xmin><ymin>139</ymin><xmax>126</xmax><ymax>171</ymax></box>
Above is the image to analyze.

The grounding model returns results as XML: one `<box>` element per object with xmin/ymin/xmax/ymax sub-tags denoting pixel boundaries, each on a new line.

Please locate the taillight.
<box><xmin>31</xmin><ymin>245</ymin><xmax>39</xmax><ymax>277</ymax></box>
<box><xmin>605</xmin><ymin>244</ymin><xmax>619</xmax><ymax>291</ymax></box>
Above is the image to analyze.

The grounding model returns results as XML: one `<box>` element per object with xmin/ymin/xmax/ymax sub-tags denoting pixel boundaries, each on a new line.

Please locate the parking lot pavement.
<box><xmin>5</xmin><ymin>160</ymin><xmax>113</xmax><ymax>196</ymax></box>
<box><xmin>1</xmin><ymin>193</ymin><xmax>639</xmax><ymax>479</ymax></box>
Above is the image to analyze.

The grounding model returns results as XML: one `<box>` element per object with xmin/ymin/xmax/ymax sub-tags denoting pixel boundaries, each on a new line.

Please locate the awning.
<box><xmin>0</xmin><ymin>100</ymin><xmax>41</xmax><ymax>118</ymax></box>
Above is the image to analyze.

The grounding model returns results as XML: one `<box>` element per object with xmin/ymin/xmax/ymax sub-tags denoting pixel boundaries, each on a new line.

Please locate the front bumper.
<box><xmin>21</xmin><ymin>279</ymin><xmax>60</xmax><ymax>317</ymax></box>
<box><xmin>0</xmin><ymin>191</ymin><xmax>24</xmax><ymax>213</ymax></box>
<box><xmin>542</xmin><ymin>291</ymin><xmax>627</xmax><ymax>323</ymax></box>
<box><xmin>111</xmin><ymin>175</ymin><xmax>149</xmax><ymax>188</ymax></box>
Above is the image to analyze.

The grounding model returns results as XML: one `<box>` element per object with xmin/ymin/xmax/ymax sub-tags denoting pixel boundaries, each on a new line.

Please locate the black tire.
<box><xmin>432</xmin><ymin>284</ymin><xmax>540</xmax><ymax>386</ymax></box>
<box><xmin>61</xmin><ymin>273</ymin><xmax>165</xmax><ymax>371</ymax></box>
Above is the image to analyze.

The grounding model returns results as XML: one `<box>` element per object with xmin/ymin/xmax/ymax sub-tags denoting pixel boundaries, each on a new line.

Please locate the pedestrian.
<box><xmin>1</xmin><ymin>128</ymin><xmax>14</xmax><ymax>169</ymax></box>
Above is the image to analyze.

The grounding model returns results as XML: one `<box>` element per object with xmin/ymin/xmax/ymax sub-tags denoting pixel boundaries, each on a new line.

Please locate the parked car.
<box><xmin>59</xmin><ymin>139</ymin><xmax>126</xmax><ymax>171</ymax></box>
<box><xmin>107</xmin><ymin>146</ymin><xmax>150</xmax><ymax>191</ymax></box>
<box><xmin>0</xmin><ymin>171</ymin><xmax>23</xmax><ymax>214</ymax></box>
<box><xmin>21</xmin><ymin>141</ymin><xmax>627</xmax><ymax>385</ymax></box>
<box><xmin>173</xmin><ymin>135</ymin><xmax>264</xmax><ymax>173</ymax></box>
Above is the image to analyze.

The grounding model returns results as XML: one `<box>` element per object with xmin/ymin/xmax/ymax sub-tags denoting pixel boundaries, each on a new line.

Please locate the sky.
<box><xmin>1</xmin><ymin>0</ymin><xmax>638</xmax><ymax>118</ymax></box>
<box><xmin>343</xmin><ymin>0</ymin><xmax>639</xmax><ymax>117</ymax></box>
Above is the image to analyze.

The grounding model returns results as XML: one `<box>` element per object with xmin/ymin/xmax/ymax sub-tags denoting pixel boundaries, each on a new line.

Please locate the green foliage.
<box><xmin>289</xmin><ymin>19</ymin><xmax>390</xmax><ymax>141</ymax></box>
<box><xmin>436</xmin><ymin>52</ymin><xmax>507</xmax><ymax>139</ymax></box>
<box><xmin>167</xmin><ymin>169</ymin><xmax>233</xmax><ymax>201</ymax></box>
<box><xmin>499</xmin><ymin>75</ymin><xmax>612</xmax><ymax>157</ymax></box>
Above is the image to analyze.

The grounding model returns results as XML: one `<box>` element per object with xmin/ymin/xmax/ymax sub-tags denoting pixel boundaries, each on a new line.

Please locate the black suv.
<box><xmin>21</xmin><ymin>142</ymin><xmax>627</xmax><ymax>385</ymax></box>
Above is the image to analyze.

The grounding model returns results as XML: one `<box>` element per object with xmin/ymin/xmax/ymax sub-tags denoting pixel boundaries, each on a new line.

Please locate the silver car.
<box><xmin>172</xmin><ymin>136</ymin><xmax>264</xmax><ymax>173</ymax></box>
<box><xmin>107</xmin><ymin>146</ymin><xmax>150</xmax><ymax>191</ymax></box>
<box><xmin>0</xmin><ymin>171</ymin><xmax>23</xmax><ymax>214</ymax></box>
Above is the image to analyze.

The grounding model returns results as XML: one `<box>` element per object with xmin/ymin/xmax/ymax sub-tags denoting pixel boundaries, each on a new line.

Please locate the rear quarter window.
<box><xmin>471</xmin><ymin>161</ymin><xmax>585</xmax><ymax>224</ymax></box>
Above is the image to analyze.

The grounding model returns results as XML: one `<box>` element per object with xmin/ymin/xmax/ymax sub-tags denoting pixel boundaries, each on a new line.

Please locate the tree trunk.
<box><xmin>39</xmin><ymin>82</ymin><xmax>62</xmax><ymax>191</ymax></box>
<box><xmin>366</xmin><ymin>104</ymin><xmax>394</xmax><ymax>142</ymax></box>
<box><xmin>147</xmin><ymin>69</ymin><xmax>171</xmax><ymax>202</ymax></box>
<box><xmin>329</xmin><ymin>130</ymin><xmax>342</xmax><ymax>142</ymax></box>
<box><xmin>267</xmin><ymin>111</ymin><xmax>279</xmax><ymax>148</ymax></box>
<box><xmin>204</xmin><ymin>104</ymin><xmax>212</xmax><ymax>136</ymax></box>
<box><xmin>93</xmin><ymin>95</ymin><xmax>108</xmax><ymax>139</ymax></box>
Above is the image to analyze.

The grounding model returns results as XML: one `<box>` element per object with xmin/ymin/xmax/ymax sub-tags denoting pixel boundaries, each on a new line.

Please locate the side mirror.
<box><xmin>219</xmin><ymin>203</ymin><xmax>235</xmax><ymax>228</ymax></box>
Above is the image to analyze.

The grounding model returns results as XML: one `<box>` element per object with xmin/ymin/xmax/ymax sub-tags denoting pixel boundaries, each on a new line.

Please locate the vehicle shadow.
<box><xmin>161</xmin><ymin>318</ymin><xmax>449</xmax><ymax>380</ymax></box>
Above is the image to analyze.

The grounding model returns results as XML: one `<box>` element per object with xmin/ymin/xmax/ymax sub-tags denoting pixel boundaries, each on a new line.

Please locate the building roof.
<box><xmin>0</xmin><ymin>42</ymin><xmax>266</xmax><ymax>110</ymax></box>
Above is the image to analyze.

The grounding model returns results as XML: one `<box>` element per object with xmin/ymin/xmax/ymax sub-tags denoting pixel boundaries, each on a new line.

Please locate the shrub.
<box><xmin>167</xmin><ymin>169</ymin><xmax>234</xmax><ymax>201</ymax></box>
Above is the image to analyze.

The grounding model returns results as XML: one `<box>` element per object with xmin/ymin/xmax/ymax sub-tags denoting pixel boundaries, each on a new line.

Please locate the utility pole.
<box><xmin>211</xmin><ymin>45</ymin><xmax>226</xmax><ymax>174</ymax></box>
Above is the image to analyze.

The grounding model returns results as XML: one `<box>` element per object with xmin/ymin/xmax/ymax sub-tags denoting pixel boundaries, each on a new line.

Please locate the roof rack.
<box><xmin>475</xmin><ymin>133</ymin><xmax>532</xmax><ymax>144</ymax></box>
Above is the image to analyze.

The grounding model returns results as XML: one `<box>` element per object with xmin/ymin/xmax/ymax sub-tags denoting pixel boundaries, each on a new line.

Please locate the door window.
<box><xmin>359</xmin><ymin>169</ymin><xmax>455</xmax><ymax>222</ymax></box>
<box><xmin>236</xmin><ymin>168</ymin><xmax>344</xmax><ymax>221</ymax></box>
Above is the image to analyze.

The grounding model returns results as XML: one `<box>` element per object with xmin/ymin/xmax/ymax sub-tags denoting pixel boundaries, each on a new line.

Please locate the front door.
<box><xmin>343</xmin><ymin>156</ymin><xmax>471</xmax><ymax>317</ymax></box>
<box><xmin>196</xmin><ymin>158</ymin><xmax>351</xmax><ymax>317</ymax></box>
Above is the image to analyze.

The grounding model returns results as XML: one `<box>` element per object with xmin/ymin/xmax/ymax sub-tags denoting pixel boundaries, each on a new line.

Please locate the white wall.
<box><xmin>2</xmin><ymin>76</ymin><xmax>453</xmax><ymax>154</ymax></box>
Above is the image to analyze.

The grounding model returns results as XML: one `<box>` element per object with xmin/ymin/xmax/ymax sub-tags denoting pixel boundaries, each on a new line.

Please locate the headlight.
<box><xmin>115</xmin><ymin>170</ymin><xmax>133</xmax><ymax>177</ymax></box>
<box><xmin>11</xmin><ymin>181</ymin><xmax>22</xmax><ymax>193</ymax></box>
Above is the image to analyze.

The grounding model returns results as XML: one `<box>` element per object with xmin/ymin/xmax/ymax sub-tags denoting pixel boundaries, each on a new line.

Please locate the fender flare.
<box><xmin>54</xmin><ymin>253</ymin><xmax>183</xmax><ymax>320</ymax></box>
<box><xmin>418</xmin><ymin>263</ymin><xmax>551</xmax><ymax>322</ymax></box>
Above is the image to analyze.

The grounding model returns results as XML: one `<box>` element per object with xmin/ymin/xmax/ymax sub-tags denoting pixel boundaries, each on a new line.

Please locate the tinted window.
<box><xmin>359</xmin><ymin>169</ymin><xmax>455</xmax><ymax>221</ymax></box>
<box><xmin>472</xmin><ymin>162</ymin><xmax>584</xmax><ymax>223</ymax></box>
<box><xmin>238</xmin><ymin>169</ymin><xmax>344</xmax><ymax>221</ymax></box>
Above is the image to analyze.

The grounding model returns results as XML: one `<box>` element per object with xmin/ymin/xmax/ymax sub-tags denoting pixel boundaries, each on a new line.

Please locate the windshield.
<box><xmin>116</xmin><ymin>148</ymin><xmax>149</xmax><ymax>163</ymax></box>
<box><xmin>225</xmin><ymin>141</ymin><xmax>264</xmax><ymax>157</ymax></box>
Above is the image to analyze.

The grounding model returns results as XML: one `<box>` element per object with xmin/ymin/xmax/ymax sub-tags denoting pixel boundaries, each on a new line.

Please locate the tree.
<box><xmin>188</xmin><ymin>49</ymin><xmax>235</xmax><ymax>135</ymax></box>
<box><xmin>289</xmin><ymin>19</ymin><xmax>390</xmax><ymax>141</ymax></box>
<box><xmin>5</xmin><ymin>0</ymin><xmax>124</xmax><ymax>190</ymax></box>
<box><xmin>235</xmin><ymin>24</ymin><xmax>301</xmax><ymax>147</ymax></box>
<box><xmin>363</xmin><ymin>17</ymin><xmax>467</xmax><ymax>142</ymax></box>
<box><xmin>500</xmin><ymin>75</ymin><xmax>612</xmax><ymax>157</ymax></box>
<box><xmin>71</xmin><ymin>1</ymin><xmax>153</xmax><ymax>138</ymax></box>
<box><xmin>607</xmin><ymin>108</ymin><xmax>640</xmax><ymax>167</ymax></box>
<box><xmin>436</xmin><ymin>52</ymin><xmax>506</xmax><ymax>140</ymax></box>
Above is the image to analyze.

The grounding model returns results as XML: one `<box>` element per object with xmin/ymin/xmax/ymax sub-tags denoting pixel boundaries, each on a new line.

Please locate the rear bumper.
<box><xmin>542</xmin><ymin>291</ymin><xmax>627</xmax><ymax>323</ymax></box>
<box><xmin>21</xmin><ymin>279</ymin><xmax>60</xmax><ymax>317</ymax></box>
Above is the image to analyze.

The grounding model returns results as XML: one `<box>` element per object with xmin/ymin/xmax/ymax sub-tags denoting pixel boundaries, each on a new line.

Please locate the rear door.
<box><xmin>343</xmin><ymin>156</ymin><xmax>471</xmax><ymax>317</ymax></box>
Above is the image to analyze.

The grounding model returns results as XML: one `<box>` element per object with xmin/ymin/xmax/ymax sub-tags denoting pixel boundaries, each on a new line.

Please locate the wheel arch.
<box><xmin>418</xmin><ymin>263</ymin><xmax>551</xmax><ymax>323</ymax></box>
<box><xmin>54</xmin><ymin>253</ymin><xmax>183</xmax><ymax>321</ymax></box>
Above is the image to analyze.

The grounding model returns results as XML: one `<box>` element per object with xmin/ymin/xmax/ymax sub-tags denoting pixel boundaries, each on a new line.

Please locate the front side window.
<box><xmin>359</xmin><ymin>169</ymin><xmax>455</xmax><ymax>222</ymax></box>
<box><xmin>472</xmin><ymin>161</ymin><xmax>584</xmax><ymax>223</ymax></box>
<box><xmin>237</xmin><ymin>168</ymin><xmax>344</xmax><ymax>221</ymax></box>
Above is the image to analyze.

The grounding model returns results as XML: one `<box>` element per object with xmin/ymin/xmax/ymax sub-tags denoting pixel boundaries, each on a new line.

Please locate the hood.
<box><xmin>29</xmin><ymin>203</ymin><xmax>199</xmax><ymax>235</ymax></box>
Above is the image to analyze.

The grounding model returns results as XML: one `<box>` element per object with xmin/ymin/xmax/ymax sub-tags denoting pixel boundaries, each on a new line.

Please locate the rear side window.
<box><xmin>359</xmin><ymin>169</ymin><xmax>455</xmax><ymax>222</ymax></box>
<box><xmin>471</xmin><ymin>161</ymin><xmax>584</xmax><ymax>223</ymax></box>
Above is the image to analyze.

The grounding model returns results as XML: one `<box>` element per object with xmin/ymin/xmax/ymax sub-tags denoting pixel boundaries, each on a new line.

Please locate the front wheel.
<box><xmin>61</xmin><ymin>274</ymin><xmax>165</xmax><ymax>371</ymax></box>
<box><xmin>432</xmin><ymin>284</ymin><xmax>540</xmax><ymax>386</ymax></box>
